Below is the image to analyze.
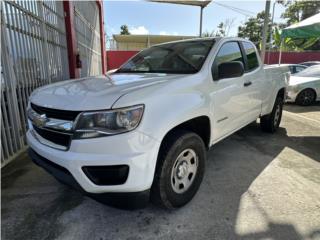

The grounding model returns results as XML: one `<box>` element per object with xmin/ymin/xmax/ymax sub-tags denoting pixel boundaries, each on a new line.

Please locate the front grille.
<box><xmin>31</xmin><ymin>103</ymin><xmax>81</xmax><ymax>121</ymax></box>
<box><xmin>33</xmin><ymin>125</ymin><xmax>72</xmax><ymax>148</ymax></box>
<box><xmin>30</xmin><ymin>103</ymin><xmax>78</xmax><ymax>149</ymax></box>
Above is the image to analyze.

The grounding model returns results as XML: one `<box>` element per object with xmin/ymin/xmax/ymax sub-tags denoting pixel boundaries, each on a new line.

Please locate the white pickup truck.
<box><xmin>27</xmin><ymin>37</ymin><xmax>289</xmax><ymax>209</ymax></box>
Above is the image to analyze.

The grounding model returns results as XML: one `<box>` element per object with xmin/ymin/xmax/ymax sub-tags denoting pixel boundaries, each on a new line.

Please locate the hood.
<box><xmin>30</xmin><ymin>73</ymin><xmax>186</xmax><ymax>111</ymax></box>
<box><xmin>289</xmin><ymin>76</ymin><xmax>319</xmax><ymax>86</ymax></box>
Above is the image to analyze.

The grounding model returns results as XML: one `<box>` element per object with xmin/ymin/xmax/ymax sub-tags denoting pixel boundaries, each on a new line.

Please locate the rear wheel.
<box><xmin>260</xmin><ymin>96</ymin><xmax>283</xmax><ymax>133</ymax></box>
<box><xmin>151</xmin><ymin>130</ymin><xmax>206</xmax><ymax>209</ymax></box>
<box><xmin>295</xmin><ymin>89</ymin><xmax>316</xmax><ymax>106</ymax></box>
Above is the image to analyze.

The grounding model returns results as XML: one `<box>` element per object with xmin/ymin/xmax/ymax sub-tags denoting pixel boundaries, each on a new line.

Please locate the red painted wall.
<box><xmin>264</xmin><ymin>51</ymin><xmax>320</xmax><ymax>64</ymax></box>
<box><xmin>106</xmin><ymin>50</ymin><xmax>320</xmax><ymax>70</ymax></box>
<box><xmin>106</xmin><ymin>51</ymin><xmax>139</xmax><ymax>70</ymax></box>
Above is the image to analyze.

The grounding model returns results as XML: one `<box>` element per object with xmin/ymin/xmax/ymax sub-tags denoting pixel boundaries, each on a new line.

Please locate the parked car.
<box><xmin>286</xmin><ymin>65</ymin><xmax>320</xmax><ymax>106</ymax></box>
<box><xmin>287</xmin><ymin>64</ymin><xmax>308</xmax><ymax>74</ymax></box>
<box><xmin>299</xmin><ymin>61</ymin><xmax>320</xmax><ymax>67</ymax></box>
<box><xmin>27</xmin><ymin>37</ymin><xmax>288</xmax><ymax>209</ymax></box>
<box><xmin>269</xmin><ymin>64</ymin><xmax>307</xmax><ymax>75</ymax></box>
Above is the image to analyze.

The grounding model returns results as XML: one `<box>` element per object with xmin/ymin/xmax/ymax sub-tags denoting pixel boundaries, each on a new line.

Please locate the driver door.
<box><xmin>209</xmin><ymin>41</ymin><xmax>251</xmax><ymax>142</ymax></box>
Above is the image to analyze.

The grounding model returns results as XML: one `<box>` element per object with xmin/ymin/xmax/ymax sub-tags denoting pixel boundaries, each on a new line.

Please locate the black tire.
<box><xmin>295</xmin><ymin>89</ymin><xmax>316</xmax><ymax>106</ymax></box>
<box><xmin>260</xmin><ymin>96</ymin><xmax>283</xmax><ymax>133</ymax></box>
<box><xmin>151</xmin><ymin>130</ymin><xmax>206</xmax><ymax>209</ymax></box>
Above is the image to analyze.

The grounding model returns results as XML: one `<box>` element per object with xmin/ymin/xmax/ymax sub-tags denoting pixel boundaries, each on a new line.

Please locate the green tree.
<box><xmin>237</xmin><ymin>1</ymin><xmax>319</xmax><ymax>50</ymax></box>
<box><xmin>279</xmin><ymin>0</ymin><xmax>320</xmax><ymax>50</ymax></box>
<box><xmin>202</xmin><ymin>18</ymin><xmax>235</xmax><ymax>38</ymax></box>
<box><xmin>238</xmin><ymin>11</ymin><xmax>272</xmax><ymax>48</ymax></box>
<box><xmin>120</xmin><ymin>25</ymin><xmax>130</xmax><ymax>35</ymax></box>
<box><xmin>280</xmin><ymin>0</ymin><xmax>320</xmax><ymax>26</ymax></box>
<box><xmin>215</xmin><ymin>22</ymin><xmax>226</xmax><ymax>37</ymax></box>
<box><xmin>273</xmin><ymin>26</ymin><xmax>319</xmax><ymax>51</ymax></box>
<box><xmin>215</xmin><ymin>18</ymin><xmax>235</xmax><ymax>37</ymax></box>
<box><xmin>202</xmin><ymin>30</ymin><xmax>216</xmax><ymax>37</ymax></box>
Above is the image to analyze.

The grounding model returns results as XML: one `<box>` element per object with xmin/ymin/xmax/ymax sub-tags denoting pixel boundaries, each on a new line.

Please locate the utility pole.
<box><xmin>261</xmin><ymin>0</ymin><xmax>271</xmax><ymax>64</ymax></box>
<box><xmin>199</xmin><ymin>6</ymin><xmax>204</xmax><ymax>37</ymax></box>
<box><xmin>267</xmin><ymin>0</ymin><xmax>277</xmax><ymax>64</ymax></box>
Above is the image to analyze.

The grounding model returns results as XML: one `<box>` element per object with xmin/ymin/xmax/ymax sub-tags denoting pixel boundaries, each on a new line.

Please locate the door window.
<box><xmin>212</xmin><ymin>42</ymin><xmax>244</xmax><ymax>79</ymax></box>
<box><xmin>215</xmin><ymin>42</ymin><xmax>244</xmax><ymax>66</ymax></box>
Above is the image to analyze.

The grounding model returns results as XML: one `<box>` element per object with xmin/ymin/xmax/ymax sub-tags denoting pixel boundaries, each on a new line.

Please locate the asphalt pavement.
<box><xmin>2</xmin><ymin>103</ymin><xmax>320</xmax><ymax>240</ymax></box>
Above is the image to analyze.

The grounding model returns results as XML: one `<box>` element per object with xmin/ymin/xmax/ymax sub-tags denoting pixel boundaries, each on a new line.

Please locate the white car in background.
<box><xmin>287</xmin><ymin>64</ymin><xmax>308</xmax><ymax>74</ymax></box>
<box><xmin>299</xmin><ymin>61</ymin><xmax>320</xmax><ymax>67</ymax></box>
<box><xmin>268</xmin><ymin>64</ymin><xmax>307</xmax><ymax>75</ymax></box>
<box><xmin>286</xmin><ymin>65</ymin><xmax>320</xmax><ymax>106</ymax></box>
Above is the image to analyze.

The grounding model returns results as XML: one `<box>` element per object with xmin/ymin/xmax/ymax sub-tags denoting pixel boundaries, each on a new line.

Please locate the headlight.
<box><xmin>74</xmin><ymin>105</ymin><xmax>144</xmax><ymax>139</ymax></box>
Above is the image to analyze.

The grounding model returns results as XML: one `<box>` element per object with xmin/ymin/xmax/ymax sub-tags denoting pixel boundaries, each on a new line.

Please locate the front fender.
<box><xmin>112</xmin><ymin>85</ymin><xmax>210</xmax><ymax>143</ymax></box>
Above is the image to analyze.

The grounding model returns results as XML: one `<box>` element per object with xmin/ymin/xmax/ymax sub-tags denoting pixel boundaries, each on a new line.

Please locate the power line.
<box><xmin>215</xmin><ymin>2</ymin><xmax>256</xmax><ymax>15</ymax></box>
<box><xmin>214</xmin><ymin>2</ymin><xmax>254</xmax><ymax>16</ymax></box>
<box><xmin>213</xmin><ymin>2</ymin><xmax>255</xmax><ymax>17</ymax></box>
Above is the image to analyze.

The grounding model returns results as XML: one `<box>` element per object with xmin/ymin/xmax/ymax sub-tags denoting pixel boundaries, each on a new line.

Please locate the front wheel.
<box><xmin>151</xmin><ymin>130</ymin><xmax>206</xmax><ymax>209</ymax></box>
<box><xmin>260</xmin><ymin>96</ymin><xmax>283</xmax><ymax>133</ymax></box>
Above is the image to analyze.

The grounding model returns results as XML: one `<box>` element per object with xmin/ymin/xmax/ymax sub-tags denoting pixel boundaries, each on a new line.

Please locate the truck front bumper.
<box><xmin>27</xmin><ymin>129</ymin><xmax>161</xmax><ymax>207</ymax></box>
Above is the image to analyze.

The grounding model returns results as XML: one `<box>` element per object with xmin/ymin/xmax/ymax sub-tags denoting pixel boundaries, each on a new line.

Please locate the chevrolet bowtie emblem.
<box><xmin>33</xmin><ymin>114</ymin><xmax>48</xmax><ymax>128</ymax></box>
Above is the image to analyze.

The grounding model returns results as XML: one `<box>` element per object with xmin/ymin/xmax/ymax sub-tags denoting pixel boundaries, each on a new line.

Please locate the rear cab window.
<box><xmin>242</xmin><ymin>41</ymin><xmax>259</xmax><ymax>72</ymax></box>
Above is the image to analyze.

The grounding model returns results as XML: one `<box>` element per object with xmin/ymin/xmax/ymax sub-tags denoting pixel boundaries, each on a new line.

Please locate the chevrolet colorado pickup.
<box><xmin>27</xmin><ymin>37</ymin><xmax>289</xmax><ymax>209</ymax></box>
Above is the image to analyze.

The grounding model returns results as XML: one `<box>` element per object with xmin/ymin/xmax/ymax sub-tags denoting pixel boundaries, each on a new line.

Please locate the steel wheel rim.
<box><xmin>171</xmin><ymin>148</ymin><xmax>198</xmax><ymax>194</ymax></box>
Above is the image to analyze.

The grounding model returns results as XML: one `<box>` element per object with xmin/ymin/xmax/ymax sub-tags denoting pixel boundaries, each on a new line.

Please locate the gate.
<box><xmin>1</xmin><ymin>0</ymin><xmax>69</xmax><ymax>166</ymax></box>
<box><xmin>74</xmin><ymin>1</ymin><xmax>102</xmax><ymax>77</ymax></box>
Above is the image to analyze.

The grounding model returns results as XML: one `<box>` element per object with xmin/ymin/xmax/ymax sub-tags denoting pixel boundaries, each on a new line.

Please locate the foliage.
<box><xmin>237</xmin><ymin>11</ymin><xmax>272</xmax><ymax>48</ymax></box>
<box><xmin>120</xmin><ymin>25</ymin><xmax>130</xmax><ymax>35</ymax></box>
<box><xmin>237</xmin><ymin>1</ymin><xmax>320</xmax><ymax>51</ymax></box>
<box><xmin>202</xmin><ymin>30</ymin><xmax>216</xmax><ymax>37</ymax></box>
<box><xmin>280</xmin><ymin>0</ymin><xmax>320</xmax><ymax>26</ymax></box>
<box><xmin>215</xmin><ymin>18</ymin><xmax>235</xmax><ymax>37</ymax></box>
<box><xmin>273</xmin><ymin>27</ymin><xmax>319</xmax><ymax>51</ymax></box>
<box><xmin>276</xmin><ymin>0</ymin><xmax>320</xmax><ymax>51</ymax></box>
<box><xmin>216</xmin><ymin>22</ymin><xmax>226</xmax><ymax>37</ymax></box>
<box><xmin>202</xmin><ymin>18</ymin><xmax>235</xmax><ymax>38</ymax></box>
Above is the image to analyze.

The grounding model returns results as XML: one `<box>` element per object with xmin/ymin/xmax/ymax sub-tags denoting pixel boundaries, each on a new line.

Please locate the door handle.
<box><xmin>244</xmin><ymin>81</ymin><xmax>252</xmax><ymax>87</ymax></box>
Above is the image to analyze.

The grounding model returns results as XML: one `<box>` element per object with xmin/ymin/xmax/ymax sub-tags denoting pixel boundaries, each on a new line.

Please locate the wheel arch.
<box><xmin>297</xmin><ymin>87</ymin><xmax>317</xmax><ymax>99</ymax></box>
<box><xmin>159</xmin><ymin>116</ymin><xmax>211</xmax><ymax>152</ymax></box>
<box><xmin>277</xmin><ymin>87</ymin><xmax>286</xmax><ymax>101</ymax></box>
<box><xmin>261</xmin><ymin>87</ymin><xmax>286</xmax><ymax>117</ymax></box>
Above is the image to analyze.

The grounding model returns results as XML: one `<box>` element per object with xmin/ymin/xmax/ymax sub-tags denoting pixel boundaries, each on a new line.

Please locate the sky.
<box><xmin>103</xmin><ymin>0</ymin><xmax>287</xmax><ymax>38</ymax></box>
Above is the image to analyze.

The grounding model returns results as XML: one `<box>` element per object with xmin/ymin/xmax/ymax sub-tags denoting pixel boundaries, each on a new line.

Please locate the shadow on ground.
<box><xmin>2</xmin><ymin>119</ymin><xmax>320</xmax><ymax>240</ymax></box>
<box><xmin>284</xmin><ymin>102</ymin><xmax>320</xmax><ymax>114</ymax></box>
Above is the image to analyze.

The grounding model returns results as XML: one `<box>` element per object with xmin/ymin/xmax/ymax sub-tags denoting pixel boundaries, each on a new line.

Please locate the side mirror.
<box><xmin>217</xmin><ymin>61</ymin><xmax>244</xmax><ymax>80</ymax></box>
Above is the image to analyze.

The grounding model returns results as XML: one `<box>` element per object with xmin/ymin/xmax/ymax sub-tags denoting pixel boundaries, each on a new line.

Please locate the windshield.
<box><xmin>294</xmin><ymin>65</ymin><xmax>320</xmax><ymax>77</ymax></box>
<box><xmin>116</xmin><ymin>39</ymin><xmax>215</xmax><ymax>74</ymax></box>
